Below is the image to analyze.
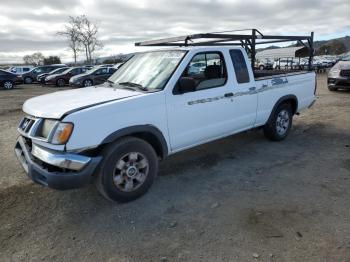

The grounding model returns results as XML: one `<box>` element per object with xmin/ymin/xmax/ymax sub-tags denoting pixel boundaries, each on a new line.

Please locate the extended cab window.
<box><xmin>229</xmin><ymin>50</ymin><xmax>250</xmax><ymax>83</ymax></box>
<box><xmin>181</xmin><ymin>52</ymin><xmax>227</xmax><ymax>91</ymax></box>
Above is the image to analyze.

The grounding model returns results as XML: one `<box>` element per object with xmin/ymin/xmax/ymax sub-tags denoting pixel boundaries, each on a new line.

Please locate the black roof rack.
<box><xmin>135</xmin><ymin>29</ymin><xmax>314</xmax><ymax>71</ymax></box>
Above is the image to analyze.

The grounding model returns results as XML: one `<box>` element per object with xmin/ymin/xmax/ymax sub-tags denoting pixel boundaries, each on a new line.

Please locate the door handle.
<box><xmin>224</xmin><ymin>92</ymin><xmax>234</xmax><ymax>98</ymax></box>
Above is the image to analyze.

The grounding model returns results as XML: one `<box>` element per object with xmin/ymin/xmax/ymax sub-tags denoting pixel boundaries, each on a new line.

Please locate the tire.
<box><xmin>83</xmin><ymin>79</ymin><xmax>93</xmax><ymax>87</ymax></box>
<box><xmin>24</xmin><ymin>77</ymin><xmax>33</xmax><ymax>84</ymax></box>
<box><xmin>3</xmin><ymin>80</ymin><xmax>14</xmax><ymax>90</ymax></box>
<box><xmin>56</xmin><ymin>78</ymin><xmax>65</xmax><ymax>87</ymax></box>
<box><xmin>95</xmin><ymin>137</ymin><xmax>159</xmax><ymax>202</ymax></box>
<box><xmin>263</xmin><ymin>103</ymin><xmax>293</xmax><ymax>141</ymax></box>
<box><xmin>259</xmin><ymin>65</ymin><xmax>264</xmax><ymax>70</ymax></box>
<box><xmin>328</xmin><ymin>86</ymin><xmax>337</xmax><ymax>91</ymax></box>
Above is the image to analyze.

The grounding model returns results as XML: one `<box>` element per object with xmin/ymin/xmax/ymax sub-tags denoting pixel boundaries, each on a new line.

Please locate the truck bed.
<box><xmin>254</xmin><ymin>69</ymin><xmax>310</xmax><ymax>80</ymax></box>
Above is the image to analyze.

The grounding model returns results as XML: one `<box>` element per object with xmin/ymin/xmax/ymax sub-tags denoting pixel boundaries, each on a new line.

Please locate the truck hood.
<box><xmin>23</xmin><ymin>86</ymin><xmax>142</xmax><ymax>119</ymax></box>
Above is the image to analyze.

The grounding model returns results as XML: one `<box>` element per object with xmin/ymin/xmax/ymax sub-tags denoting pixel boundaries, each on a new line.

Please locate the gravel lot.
<box><xmin>0</xmin><ymin>75</ymin><xmax>350</xmax><ymax>262</ymax></box>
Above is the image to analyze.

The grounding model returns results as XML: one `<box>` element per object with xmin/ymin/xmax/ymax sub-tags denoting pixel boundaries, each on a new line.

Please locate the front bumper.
<box><xmin>69</xmin><ymin>80</ymin><xmax>83</xmax><ymax>88</ymax></box>
<box><xmin>44</xmin><ymin>78</ymin><xmax>56</xmax><ymax>85</ymax></box>
<box><xmin>14</xmin><ymin>136</ymin><xmax>101</xmax><ymax>190</ymax></box>
<box><xmin>328</xmin><ymin>77</ymin><xmax>350</xmax><ymax>89</ymax></box>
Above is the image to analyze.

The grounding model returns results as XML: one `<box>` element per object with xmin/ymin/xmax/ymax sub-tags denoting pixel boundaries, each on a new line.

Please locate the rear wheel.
<box><xmin>56</xmin><ymin>78</ymin><xmax>65</xmax><ymax>87</ymax></box>
<box><xmin>83</xmin><ymin>79</ymin><xmax>93</xmax><ymax>87</ymax></box>
<box><xmin>24</xmin><ymin>77</ymin><xmax>33</xmax><ymax>84</ymax></box>
<box><xmin>263</xmin><ymin>103</ymin><xmax>293</xmax><ymax>141</ymax></box>
<box><xmin>95</xmin><ymin>137</ymin><xmax>158</xmax><ymax>202</ymax></box>
<box><xmin>3</xmin><ymin>80</ymin><xmax>14</xmax><ymax>90</ymax></box>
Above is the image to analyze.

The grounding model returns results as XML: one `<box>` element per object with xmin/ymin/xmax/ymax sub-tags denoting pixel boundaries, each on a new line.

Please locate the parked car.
<box><xmin>15</xmin><ymin>38</ymin><xmax>316</xmax><ymax>202</ymax></box>
<box><xmin>327</xmin><ymin>56</ymin><xmax>350</xmax><ymax>91</ymax></box>
<box><xmin>69</xmin><ymin>66</ymin><xmax>117</xmax><ymax>87</ymax></box>
<box><xmin>44</xmin><ymin>67</ymin><xmax>89</xmax><ymax>87</ymax></box>
<box><xmin>9</xmin><ymin>65</ymin><xmax>34</xmax><ymax>75</ymax></box>
<box><xmin>37</xmin><ymin>67</ymin><xmax>68</xmax><ymax>84</ymax></box>
<box><xmin>22</xmin><ymin>64</ymin><xmax>67</xmax><ymax>84</ymax></box>
<box><xmin>256</xmin><ymin>58</ymin><xmax>273</xmax><ymax>70</ymax></box>
<box><xmin>0</xmin><ymin>69</ymin><xmax>23</xmax><ymax>90</ymax></box>
<box><xmin>273</xmin><ymin>58</ymin><xmax>300</xmax><ymax>69</ymax></box>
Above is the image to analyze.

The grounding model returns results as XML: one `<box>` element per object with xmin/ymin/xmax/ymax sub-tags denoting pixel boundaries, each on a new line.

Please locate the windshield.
<box><xmin>50</xmin><ymin>67</ymin><xmax>67</xmax><ymax>75</ymax></box>
<box><xmin>341</xmin><ymin>55</ymin><xmax>350</xmax><ymax>61</ymax></box>
<box><xmin>60</xmin><ymin>68</ymin><xmax>73</xmax><ymax>74</ymax></box>
<box><xmin>108</xmin><ymin>50</ymin><xmax>186</xmax><ymax>90</ymax></box>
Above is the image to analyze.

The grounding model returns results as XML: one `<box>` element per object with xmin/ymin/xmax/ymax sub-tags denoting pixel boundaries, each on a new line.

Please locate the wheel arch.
<box><xmin>56</xmin><ymin>78</ymin><xmax>66</xmax><ymax>86</ymax></box>
<box><xmin>101</xmin><ymin>125</ymin><xmax>169</xmax><ymax>159</ymax></box>
<box><xmin>268</xmin><ymin>95</ymin><xmax>298</xmax><ymax>121</ymax></box>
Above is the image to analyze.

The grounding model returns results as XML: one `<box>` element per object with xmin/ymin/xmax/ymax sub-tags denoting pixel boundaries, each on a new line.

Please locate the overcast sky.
<box><xmin>0</xmin><ymin>0</ymin><xmax>349</xmax><ymax>63</ymax></box>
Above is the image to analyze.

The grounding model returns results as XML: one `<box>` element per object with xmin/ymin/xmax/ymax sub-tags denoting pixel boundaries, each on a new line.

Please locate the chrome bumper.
<box><xmin>31</xmin><ymin>144</ymin><xmax>91</xmax><ymax>171</ymax></box>
<box><xmin>15</xmin><ymin>136</ymin><xmax>101</xmax><ymax>190</ymax></box>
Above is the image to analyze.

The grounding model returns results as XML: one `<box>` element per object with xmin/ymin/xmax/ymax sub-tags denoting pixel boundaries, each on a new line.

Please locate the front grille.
<box><xmin>18</xmin><ymin>116</ymin><xmax>58</xmax><ymax>142</ymax></box>
<box><xmin>19</xmin><ymin>117</ymin><xmax>36</xmax><ymax>134</ymax></box>
<box><xmin>340</xmin><ymin>70</ymin><xmax>350</xmax><ymax>77</ymax></box>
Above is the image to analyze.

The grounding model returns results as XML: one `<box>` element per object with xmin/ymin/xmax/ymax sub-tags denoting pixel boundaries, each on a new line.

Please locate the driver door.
<box><xmin>166</xmin><ymin>51</ymin><xmax>235</xmax><ymax>151</ymax></box>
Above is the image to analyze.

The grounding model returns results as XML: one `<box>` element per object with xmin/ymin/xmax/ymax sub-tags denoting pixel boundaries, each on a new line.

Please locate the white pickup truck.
<box><xmin>15</xmin><ymin>37</ymin><xmax>316</xmax><ymax>202</ymax></box>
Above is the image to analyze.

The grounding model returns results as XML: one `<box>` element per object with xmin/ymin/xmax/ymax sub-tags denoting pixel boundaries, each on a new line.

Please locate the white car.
<box><xmin>15</xmin><ymin>43</ymin><xmax>316</xmax><ymax>202</ymax></box>
<box><xmin>9</xmin><ymin>65</ymin><xmax>34</xmax><ymax>75</ymax></box>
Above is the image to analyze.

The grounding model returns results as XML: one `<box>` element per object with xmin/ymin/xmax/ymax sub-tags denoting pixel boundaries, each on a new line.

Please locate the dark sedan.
<box><xmin>69</xmin><ymin>66</ymin><xmax>117</xmax><ymax>87</ymax></box>
<box><xmin>0</xmin><ymin>69</ymin><xmax>23</xmax><ymax>90</ymax></box>
<box><xmin>37</xmin><ymin>67</ymin><xmax>68</xmax><ymax>84</ymax></box>
<box><xmin>45</xmin><ymin>67</ymin><xmax>89</xmax><ymax>87</ymax></box>
<box><xmin>328</xmin><ymin>57</ymin><xmax>350</xmax><ymax>91</ymax></box>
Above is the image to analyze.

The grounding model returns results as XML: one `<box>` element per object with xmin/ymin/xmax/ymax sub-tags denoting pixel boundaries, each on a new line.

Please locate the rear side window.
<box><xmin>229</xmin><ymin>50</ymin><xmax>250</xmax><ymax>83</ymax></box>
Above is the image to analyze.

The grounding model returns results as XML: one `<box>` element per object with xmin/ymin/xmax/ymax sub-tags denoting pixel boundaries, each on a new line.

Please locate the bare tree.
<box><xmin>57</xmin><ymin>16</ymin><xmax>82</xmax><ymax>64</ymax></box>
<box><xmin>23</xmin><ymin>52</ymin><xmax>45</xmax><ymax>66</ymax></box>
<box><xmin>58</xmin><ymin>15</ymin><xmax>103</xmax><ymax>64</ymax></box>
<box><xmin>75</xmin><ymin>15</ymin><xmax>103</xmax><ymax>64</ymax></box>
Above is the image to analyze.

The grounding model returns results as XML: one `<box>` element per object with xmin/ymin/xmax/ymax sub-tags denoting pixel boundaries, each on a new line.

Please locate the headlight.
<box><xmin>51</xmin><ymin>122</ymin><xmax>74</xmax><ymax>144</ymax></box>
<box><xmin>328</xmin><ymin>69</ymin><xmax>340</xmax><ymax>77</ymax></box>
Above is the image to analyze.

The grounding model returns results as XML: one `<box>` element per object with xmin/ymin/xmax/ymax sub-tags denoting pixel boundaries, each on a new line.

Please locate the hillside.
<box><xmin>257</xmin><ymin>35</ymin><xmax>350</xmax><ymax>55</ymax></box>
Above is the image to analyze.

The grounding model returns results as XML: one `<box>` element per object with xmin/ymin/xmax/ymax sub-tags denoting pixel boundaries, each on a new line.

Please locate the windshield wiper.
<box><xmin>118</xmin><ymin>82</ymin><xmax>148</xmax><ymax>91</ymax></box>
<box><xmin>106</xmin><ymin>79</ymin><xmax>115</xmax><ymax>87</ymax></box>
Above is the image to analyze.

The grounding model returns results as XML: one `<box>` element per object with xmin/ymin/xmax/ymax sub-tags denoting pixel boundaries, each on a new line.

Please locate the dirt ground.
<box><xmin>0</xmin><ymin>75</ymin><xmax>350</xmax><ymax>262</ymax></box>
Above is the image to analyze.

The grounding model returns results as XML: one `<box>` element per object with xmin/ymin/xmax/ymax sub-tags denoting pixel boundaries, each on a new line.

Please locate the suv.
<box><xmin>45</xmin><ymin>67</ymin><xmax>88</xmax><ymax>87</ymax></box>
<box><xmin>22</xmin><ymin>64</ymin><xmax>67</xmax><ymax>84</ymax></box>
<box><xmin>69</xmin><ymin>66</ymin><xmax>117</xmax><ymax>87</ymax></box>
<box><xmin>328</xmin><ymin>56</ymin><xmax>350</xmax><ymax>91</ymax></box>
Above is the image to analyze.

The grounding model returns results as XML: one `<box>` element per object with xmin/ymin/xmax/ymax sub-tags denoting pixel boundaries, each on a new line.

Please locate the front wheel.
<box><xmin>263</xmin><ymin>103</ymin><xmax>293</xmax><ymax>141</ymax></box>
<box><xmin>24</xmin><ymin>77</ymin><xmax>33</xmax><ymax>84</ymax></box>
<box><xmin>56</xmin><ymin>78</ymin><xmax>65</xmax><ymax>87</ymax></box>
<box><xmin>83</xmin><ymin>79</ymin><xmax>93</xmax><ymax>87</ymax></box>
<box><xmin>3</xmin><ymin>80</ymin><xmax>14</xmax><ymax>90</ymax></box>
<box><xmin>95</xmin><ymin>137</ymin><xmax>158</xmax><ymax>202</ymax></box>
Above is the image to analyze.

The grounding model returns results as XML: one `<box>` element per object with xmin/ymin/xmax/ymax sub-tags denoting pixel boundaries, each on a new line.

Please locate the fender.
<box><xmin>267</xmin><ymin>94</ymin><xmax>298</xmax><ymax>122</ymax></box>
<box><xmin>101</xmin><ymin>125</ymin><xmax>168</xmax><ymax>158</ymax></box>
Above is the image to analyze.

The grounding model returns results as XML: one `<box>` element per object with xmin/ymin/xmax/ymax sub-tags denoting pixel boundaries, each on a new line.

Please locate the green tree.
<box><xmin>43</xmin><ymin>56</ymin><xmax>62</xmax><ymax>65</ymax></box>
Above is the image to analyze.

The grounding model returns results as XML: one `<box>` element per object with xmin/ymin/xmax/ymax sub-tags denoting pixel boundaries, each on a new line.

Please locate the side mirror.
<box><xmin>178</xmin><ymin>77</ymin><xmax>196</xmax><ymax>94</ymax></box>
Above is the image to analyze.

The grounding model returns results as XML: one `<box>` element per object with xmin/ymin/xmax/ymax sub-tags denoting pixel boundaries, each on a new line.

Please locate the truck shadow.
<box><xmin>1</xmin><ymin>122</ymin><xmax>349</xmax><ymax>257</ymax></box>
